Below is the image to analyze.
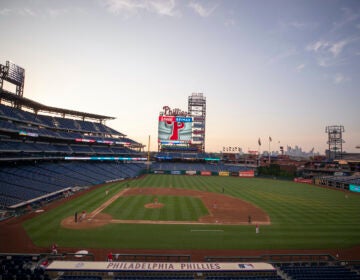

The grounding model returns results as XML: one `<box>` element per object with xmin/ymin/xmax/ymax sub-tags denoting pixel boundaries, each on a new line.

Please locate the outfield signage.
<box><xmin>239</xmin><ymin>170</ymin><xmax>255</xmax><ymax>177</ymax></box>
<box><xmin>47</xmin><ymin>261</ymin><xmax>275</xmax><ymax>272</ymax></box>
<box><xmin>171</xmin><ymin>171</ymin><xmax>182</xmax><ymax>175</ymax></box>
<box><xmin>294</xmin><ymin>178</ymin><xmax>312</xmax><ymax>184</ymax></box>
<box><xmin>64</xmin><ymin>156</ymin><xmax>147</xmax><ymax>161</ymax></box>
<box><xmin>350</xmin><ymin>185</ymin><xmax>360</xmax><ymax>193</ymax></box>
<box><xmin>219</xmin><ymin>171</ymin><xmax>230</xmax><ymax>177</ymax></box>
<box><xmin>201</xmin><ymin>171</ymin><xmax>211</xmax><ymax>176</ymax></box>
<box><xmin>186</xmin><ymin>170</ymin><xmax>197</xmax><ymax>175</ymax></box>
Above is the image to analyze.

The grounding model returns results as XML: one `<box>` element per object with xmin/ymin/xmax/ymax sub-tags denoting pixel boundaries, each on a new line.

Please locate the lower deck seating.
<box><xmin>280</xmin><ymin>265</ymin><xmax>360</xmax><ymax>280</ymax></box>
<box><xmin>0</xmin><ymin>162</ymin><xmax>145</xmax><ymax>208</ymax></box>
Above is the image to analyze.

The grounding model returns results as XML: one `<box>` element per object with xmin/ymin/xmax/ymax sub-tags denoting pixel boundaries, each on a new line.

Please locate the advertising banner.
<box><xmin>171</xmin><ymin>171</ymin><xmax>182</xmax><ymax>175</ymax></box>
<box><xmin>350</xmin><ymin>185</ymin><xmax>360</xmax><ymax>193</ymax></box>
<box><xmin>239</xmin><ymin>170</ymin><xmax>255</xmax><ymax>177</ymax></box>
<box><xmin>186</xmin><ymin>171</ymin><xmax>197</xmax><ymax>175</ymax></box>
<box><xmin>153</xmin><ymin>170</ymin><xmax>165</xmax><ymax>174</ymax></box>
<box><xmin>201</xmin><ymin>171</ymin><xmax>212</xmax><ymax>176</ymax></box>
<box><xmin>293</xmin><ymin>178</ymin><xmax>312</xmax><ymax>184</ymax></box>
<box><xmin>219</xmin><ymin>171</ymin><xmax>230</xmax><ymax>177</ymax></box>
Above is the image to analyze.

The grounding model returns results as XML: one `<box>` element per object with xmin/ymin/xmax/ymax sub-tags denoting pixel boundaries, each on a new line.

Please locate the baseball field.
<box><xmin>21</xmin><ymin>174</ymin><xmax>360</xmax><ymax>258</ymax></box>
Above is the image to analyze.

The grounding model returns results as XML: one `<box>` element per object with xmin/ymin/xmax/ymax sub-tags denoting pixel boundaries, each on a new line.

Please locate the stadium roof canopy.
<box><xmin>0</xmin><ymin>89</ymin><xmax>115</xmax><ymax>122</ymax></box>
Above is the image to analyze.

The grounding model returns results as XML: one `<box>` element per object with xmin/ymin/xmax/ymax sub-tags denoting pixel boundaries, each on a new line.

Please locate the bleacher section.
<box><xmin>0</xmin><ymin>162</ymin><xmax>145</xmax><ymax>209</ymax></box>
<box><xmin>315</xmin><ymin>175</ymin><xmax>360</xmax><ymax>191</ymax></box>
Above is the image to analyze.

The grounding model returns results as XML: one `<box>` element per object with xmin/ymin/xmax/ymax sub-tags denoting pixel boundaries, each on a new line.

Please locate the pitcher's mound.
<box><xmin>144</xmin><ymin>203</ymin><xmax>164</xmax><ymax>209</ymax></box>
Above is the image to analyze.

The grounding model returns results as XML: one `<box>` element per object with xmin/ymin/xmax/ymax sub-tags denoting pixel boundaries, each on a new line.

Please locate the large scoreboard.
<box><xmin>158</xmin><ymin>115</ymin><xmax>192</xmax><ymax>144</ymax></box>
<box><xmin>158</xmin><ymin>104</ymin><xmax>205</xmax><ymax>152</ymax></box>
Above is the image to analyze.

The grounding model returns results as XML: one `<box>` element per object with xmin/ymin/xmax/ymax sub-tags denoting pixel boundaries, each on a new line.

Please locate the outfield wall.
<box><xmin>152</xmin><ymin>170</ymin><xmax>255</xmax><ymax>177</ymax></box>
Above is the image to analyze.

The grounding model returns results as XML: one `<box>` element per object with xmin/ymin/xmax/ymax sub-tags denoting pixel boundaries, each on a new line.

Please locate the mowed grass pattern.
<box><xmin>23</xmin><ymin>174</ymin><xmax>360</xmax><ymax>250</ymax></box>
<box><xmin>103</xmin><ymin>195</ymin><xmax>208</xmax><ymax>221</ymax></box>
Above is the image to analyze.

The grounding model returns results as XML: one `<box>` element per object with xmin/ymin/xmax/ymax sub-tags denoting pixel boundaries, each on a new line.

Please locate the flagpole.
<box><xmin>258</xmin><ymin>138</ymin><xmax>261</xmax><ymax>167</ymax></box>
<box><xmin>268</xmin><ymin>136</ymin><xmax>272</xmax><ymax>165</ymax></box>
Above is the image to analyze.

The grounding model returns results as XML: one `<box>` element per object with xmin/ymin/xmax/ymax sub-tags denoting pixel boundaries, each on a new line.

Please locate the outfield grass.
<box><xmin>23</xmin><ymin>175</ymin><xmax>360</xmax><ymax>251</ymax></box>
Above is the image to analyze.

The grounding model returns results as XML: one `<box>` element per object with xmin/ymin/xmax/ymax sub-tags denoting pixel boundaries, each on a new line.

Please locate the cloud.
<box><xmin>306</xmin><ymin>38</ymin><xmax>357</xmax><ymax>67</ymax></box>
<box><xmin>149</xmin><ymin>0</ymin><xmax>177</xmax><ymax>16</ymax></box>
<box><xmin>295</xmin><ymin>64</ymin><xmax>305</xmax><ymax>72</ymax></box>
<box><xmin>0</xmin><ymin>7</ymin><xmax>36</xmax><ymax>16</ymax></box>
<box><xmin>46</xmin><ymin>8</ymin><xmax>69</xmax><ymax>17</ymax></box>
<box><xmin>306</xmin><ymin>40</ymin><xmax>330</xmax><ymax>53</ymax></box>
<box><xmin>21</xmin><ymin>8</ymin><xmax>36</xmax><ymax>17</ymax></box>
<box><xmin>333</xmin><ymin>73</ymin><xmax>350</xmax><ymax>84</ymax></box>
<box><xmin>188</xmin><ymin>1</ymin><xmax>217</xmax><ymax>17</ymax></box>
<box><xmin>267</xmin><ymin>48</ymin><xmax>297</xmax><ymax>64</ymax></box>
<box><xmin>0</xmin><ymin>8</ymin><xmax>11</xmax><ymax>15</ymax></box>
<box><xmin>287</xmin><ymin>21</ymin><xmax>313</xmax><ymax>30</ymax></box>
<box><xmin>224</xmin><ymin>18</ymin><xmax>236</xmax><ymax>27</ymax></box>
<box><xmin>329</xmin><ymin>39</ymin><xmax>350</xmax><ymax>57</ymax></box>
<box><xmin>332</xmin><ymin>7</ymin><xmax>360</xmax><ymax>32</ymax></box>
<box><xmin>100</xmin><ymin>0</ymin><xmax>179</xmax><ymax>17</ymax></box>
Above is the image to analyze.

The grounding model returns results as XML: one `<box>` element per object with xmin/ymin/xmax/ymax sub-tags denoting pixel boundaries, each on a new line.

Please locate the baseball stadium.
<box><xmin>1</xmin><ymin>60</ymin><xmax>360</xmax><ymax>280</ymax></box>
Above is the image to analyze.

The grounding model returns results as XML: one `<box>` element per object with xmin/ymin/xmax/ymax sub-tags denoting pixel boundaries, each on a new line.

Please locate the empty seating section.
<box><xmin>92</xmin><ymin>145</ymin><xmax>114</xmax><ymax>154</ymax></box>
<box><xmin>0</xmin><ymin>254</ymin><xmax>51</xmax><ymax>280</ymax></box>
<box><xmin>59</xmin><ymin>277</ymin><xmax>102</xmax><ymax>280</ymax></box>
<box><xmin>0</xmin><ymin>140</ymin><xmax>137</xmax><ymax>157</ymax></box>
<box><xmin>0</xmin><ymin>162</ymin><xmax>145</xmax><ymax>208</ymax></box>
<box><xmin>54</xmin><ymin>117</ymin><xmax>80</xmax><ymax>130</ymax></box>
<box><xmin>318</xmin><ymin>175</ymin><xmax>360</xmax><ymax>189</ymax></box>
<box><xmin>0</xmin><ymin>119</ymin><xmax>18</xmax><ymax>132</ymax></box>
<box><xmin>327</xmin><ymin>175</ymin><xmax>360</xmax><ymax>186</ymax></box>
<box><xmin>151</xmin><ymin>162</ymin><xmax>253</xmax><ymax>173</ymax></box>
<box><xmin>71</xmin><ymin>145</ymin><xmax>95</xmax><ymax>154</ymax></box>
<box><xmin>0</xmin><ymin>104</ymin><xmax>139</xmax><ymax>144</ymax></box>
<box><xmin>280</xmin><ymin>265</ymin><xmax>360</xmax><ymax>280</ymax></box>
<box><xmin>0</xmin><ymin>180</ymin><xmax>45</xmax><ymax>201</ymax></box>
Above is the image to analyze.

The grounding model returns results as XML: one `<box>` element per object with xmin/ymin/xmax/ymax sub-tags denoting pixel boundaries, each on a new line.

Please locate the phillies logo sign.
<box><xmin>162</xmin><ymin>106</ymin><xmax>188</xmax><ymax>117</ymax></box>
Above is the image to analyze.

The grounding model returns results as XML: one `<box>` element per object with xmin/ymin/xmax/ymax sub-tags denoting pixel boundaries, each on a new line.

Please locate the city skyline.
<box><xmin>1</xmin><ymin>0</ymin><xmax>359</xmax><ymax>153</ymax></box>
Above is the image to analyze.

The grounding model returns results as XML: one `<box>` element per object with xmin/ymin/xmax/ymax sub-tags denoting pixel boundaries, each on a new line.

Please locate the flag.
<box><xmin>258</xmin><ymin>138</ymin><xmax>261</xmax><ymax>146</ymax></box>
<box><xmin>269</xmin><ymin>136</ymin><xmax>272</xmax><ymax>142</ymax></box>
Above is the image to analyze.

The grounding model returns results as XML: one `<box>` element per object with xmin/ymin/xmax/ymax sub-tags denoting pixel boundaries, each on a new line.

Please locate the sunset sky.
<box><xmin>1</xmin><ymin>0</ymin><xmax>359</xmax><ymax>153</ymax></box>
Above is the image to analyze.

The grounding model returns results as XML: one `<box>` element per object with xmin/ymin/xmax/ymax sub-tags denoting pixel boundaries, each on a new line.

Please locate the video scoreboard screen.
<box><xmin>158</xmin><ymin>116</ymin><xmax>192</xmax><ymax>144</ymax></box>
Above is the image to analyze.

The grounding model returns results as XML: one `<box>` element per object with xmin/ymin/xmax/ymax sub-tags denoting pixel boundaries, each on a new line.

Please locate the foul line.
<box><xmin>89</xmin><ymin>188</ymin><xmax>129</xmax><ymax>219</ymax></box>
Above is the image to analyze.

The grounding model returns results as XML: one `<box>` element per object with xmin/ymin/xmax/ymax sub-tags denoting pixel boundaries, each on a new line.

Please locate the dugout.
<box><xmin>46</xmin><ymin>260</ymin><xmax>277</xmax><ymax>279</ymax></box>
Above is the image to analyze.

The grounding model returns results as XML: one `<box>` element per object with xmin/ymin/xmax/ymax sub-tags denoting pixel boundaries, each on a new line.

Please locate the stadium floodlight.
<box><xmin>6</xmin><ymin>61</ymin><xmax>25</xmax><ymax>85</ymax></box>
<box><xmin>0</xmin><ymin>60</ymin><xmax>25</xmax><ymax>99</ymax></box>
<box><xmin>325</xmin><ymin>125</ymin><xmax>345</xmax><ymax>160</ymax></box>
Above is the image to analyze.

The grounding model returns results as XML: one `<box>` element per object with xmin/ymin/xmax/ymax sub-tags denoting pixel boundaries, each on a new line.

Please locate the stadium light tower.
<box><xmin>0</xmin><ymin>60</ymin><xmax>25</xmax><ymax>108</ymax></box>
<box><xmin>325</xmin><ymin>125</ymin><xmax>345</xmax><ymax>160</ymax></box>
<box><xmin>188</xmin><ymin>93</ymin><xmax>206</xmax><ymax>152</ymax></box>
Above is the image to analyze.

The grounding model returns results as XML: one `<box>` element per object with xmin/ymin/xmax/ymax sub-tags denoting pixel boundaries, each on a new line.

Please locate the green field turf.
<box><xmin>23</xmin><ymin>175</ymin><xmax>360</xmax><ymax>251</ymax></box>
<box><xmin>103</xmin><ymin>195</ymin><xmax>208</xmax><ymax>221</ymax></box>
